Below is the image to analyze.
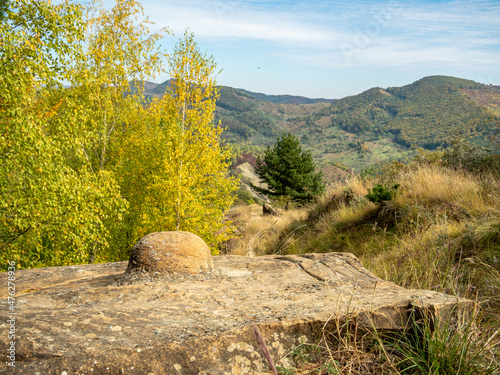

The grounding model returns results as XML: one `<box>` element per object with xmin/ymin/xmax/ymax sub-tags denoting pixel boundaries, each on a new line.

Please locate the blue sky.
<box><xmin>135</xmin><ymin>0</ymin><xmax>499</xmax><ymax>99</ymax></box>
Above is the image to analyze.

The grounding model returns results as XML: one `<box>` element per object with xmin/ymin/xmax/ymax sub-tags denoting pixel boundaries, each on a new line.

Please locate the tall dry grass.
<box><xmin>223</xmin><ymin>204</ymin><xmax>306</xmax><ymax>256</ymax></box>
<box><xmin>228</xmin><ymin>166</ymin><xmax>500</xmax><ymax>302</ymax></box>
<box><xmin>394</xmin><ymin>166</ymin><xmax>498</xmax><ymax>216</ymax></box>
<box><xmin>228</xmin><ymin>161</ymin><xmax>500</xmax><ymax>374</ymax></box>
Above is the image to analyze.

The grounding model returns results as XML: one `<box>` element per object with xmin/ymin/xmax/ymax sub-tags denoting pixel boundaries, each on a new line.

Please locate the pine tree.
<box><xmin>252</xmin><ymin>132</ymin><xmax>325</xmax><ymax>203</ymax></box>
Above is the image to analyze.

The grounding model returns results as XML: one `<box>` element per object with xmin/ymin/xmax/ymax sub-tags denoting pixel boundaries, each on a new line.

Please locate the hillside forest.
<box><xmin>140</xmin><ymin>75</ymin><xmax>500</xmax><ymax>182</ymax></box>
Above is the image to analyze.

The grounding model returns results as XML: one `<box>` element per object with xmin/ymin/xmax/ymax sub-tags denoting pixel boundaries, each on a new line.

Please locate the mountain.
<box><xmin>214</xmin><ymin>86</ymin><xmax>336</xmax><ymax>145</ymax></box>
<box><xmin>217</xmin><ymin>76</ymin><xmax>499</xmax><ymax>180</ymax></box>
<box><xmin>229</xmin><ymin>87</ymin><xmax>335</xmax><ymax>105</ymax></box>
<box><xmin>139</xmin><ymin>76</ymin><xmax>500</xmax><ymax>181</ymax></box>
<box><xmin>322</xmin><ymin>75</ymin><xmax>495</xmax><ymax>150</ymax></box>
<box><xmin>130</xmin><ymin>80</ymin><xmax>171</xmax><ymax>99</ymax></box>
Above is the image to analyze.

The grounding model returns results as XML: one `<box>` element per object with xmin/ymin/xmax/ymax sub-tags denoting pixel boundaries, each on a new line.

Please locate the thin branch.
<box><xmin>0</xmin><ymin>226</ymin><xmax>32</xmax><ymax>251</ymax></box>
<box><xmin>81</xmin><ymin>142</ymin><xmax>95</xmax><ymax>174</ymax></box>
<box><xmin>246</xmin><ymin>315</ymin><xmax>278</xmax><ymax>375</ymax></box>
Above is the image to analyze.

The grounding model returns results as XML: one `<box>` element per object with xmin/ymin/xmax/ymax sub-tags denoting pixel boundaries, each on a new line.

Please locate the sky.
<box><xmin>132</xmin><ymin>0</ymin><xmax>499</xmax><ymax>99</ymax></box>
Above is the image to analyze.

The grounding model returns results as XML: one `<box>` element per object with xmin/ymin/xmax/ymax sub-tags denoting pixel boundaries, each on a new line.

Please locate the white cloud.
<box><xmin>144</xmin><ymin>0</ymin><xmax>499</xmax><ymax>49</ymax></box>
<box><xmin>284</xmin><ymin>0</ymin><xmax>500</xmax><ymax>71</ymax></box>
<box><xmin>134</xmin><ymin>0</ymin><xmax>500</xmax><ymax>95</ymax></box>
<box><xmin>141</xmin><ymin>0</ymin><xmax>353</xmax><ymax>44</ymax></box>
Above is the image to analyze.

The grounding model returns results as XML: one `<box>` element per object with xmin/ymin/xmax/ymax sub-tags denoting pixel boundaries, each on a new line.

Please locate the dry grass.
<box><xmin>224</xmin><ymin>204</ymin><xmax>306</xmax><ymax>256</ymax></box>
<box><xmin>275</xmin><ymin>299</ymin><xmax>499</xmax><ymax>375</ymax></box>
<box><xmin>394</xmin><ymin>166</ymin><xmax>499</xmax><ymax>216</ymax></box>
<box><xmin>229</xmin><ymin>163</ymin><xmax>500</xmax><ymax>374</ymax></box>
<box><xmin>229</xmin><ymin>166</ymin><xmax>500</xmax><ymax>307</ymax></box>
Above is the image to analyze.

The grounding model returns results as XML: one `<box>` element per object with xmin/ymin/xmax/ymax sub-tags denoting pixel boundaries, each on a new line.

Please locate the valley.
<box><xmin>142</xmin><ymin>75</ymin><xmax>500</xmax><ymax>182</ymax></box>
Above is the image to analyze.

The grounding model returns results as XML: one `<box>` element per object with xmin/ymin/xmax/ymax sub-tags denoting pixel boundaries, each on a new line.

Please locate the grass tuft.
<box><xmin>380</xmin><ymin>305</ymin><xmax>500</xmax><ymax>375</ymax></box>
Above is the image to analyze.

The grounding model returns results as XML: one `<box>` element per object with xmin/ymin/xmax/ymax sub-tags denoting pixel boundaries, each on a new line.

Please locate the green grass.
<box><xmin>380</xmin><ymin>306</ymin><xmax>499</xmax><ymax>375</ymax></box>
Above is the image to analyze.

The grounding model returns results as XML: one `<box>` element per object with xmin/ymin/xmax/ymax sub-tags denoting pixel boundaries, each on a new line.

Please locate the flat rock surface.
<box><xmin>0</xmin><ymin>253</ymin><xmax>469</xmax><ymax>374</ymax></box>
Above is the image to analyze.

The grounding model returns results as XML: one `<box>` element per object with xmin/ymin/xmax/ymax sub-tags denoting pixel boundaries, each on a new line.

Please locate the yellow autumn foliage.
<box><xmin>0</xmin><ymin>0</ymin><xmax>237</xmax><ymax>268</ymax></box>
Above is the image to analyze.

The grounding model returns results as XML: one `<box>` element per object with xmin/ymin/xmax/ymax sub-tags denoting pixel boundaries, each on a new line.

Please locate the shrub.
<box><xmin>441</xmin><ymin>140</ymin><xmax>500</xmax><ymax>174</ymax></box>
<box><xmin>235</xmin><ymin>187</ymin><xmax>256</xmax><ymax>205</ymax></box>
<box><xmin>366</xmin><ymin>184</ymin><xmax>400</xmax><ymax>204</ymax></box>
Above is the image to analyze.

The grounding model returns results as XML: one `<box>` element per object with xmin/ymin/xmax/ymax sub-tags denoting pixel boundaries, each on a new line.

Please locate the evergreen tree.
<box><xmin>252</xmin><ymin>132</ymin><xmax>325</xmax><ymax>203</ymax></box>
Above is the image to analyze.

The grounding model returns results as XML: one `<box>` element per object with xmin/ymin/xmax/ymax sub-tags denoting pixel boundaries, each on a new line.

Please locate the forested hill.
<box><xmin>322</xmin><ymin>75</ymin><xmax>497</xmax><ymax>149</ymax></box>
<box><xmin>225</xmin><ymin>87</ymin><xmax>336</xmax><ymax>104</ymax></box>
<box><xmin>141</xmin><ymin>76</ymin><xmax>499</xmax><ymax>180</ymax></box>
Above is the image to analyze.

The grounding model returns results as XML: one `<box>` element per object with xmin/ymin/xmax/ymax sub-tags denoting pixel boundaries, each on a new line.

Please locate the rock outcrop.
<box><xmin>0</xmin><ymin>252</ymin><xmax>470</xmax><ymax>374</ymax></box>
<box><xmin>126</xmin><ymin>231</ymin><xmax>214</xmax><ymax>276</ymax></box>
<box><xmin>262</xmin><ymin>203</ymin><xmax>278</xmax><ymax>216</ymax></box>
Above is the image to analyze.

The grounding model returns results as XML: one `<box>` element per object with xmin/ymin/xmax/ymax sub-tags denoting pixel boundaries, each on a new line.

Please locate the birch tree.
<box><xmin>61</xmin><ymin>0</ymin><xmax>169</xmax><ymax>261</ymax></box>
<box><xmin>0</xmin><ymin>0</ymin><xmax>126</xmax><ymax>268</ymax></box>
<box><xmin>118</xmin><ymin>32</ymin><xmax>238</xmax><ymax>253</ymax></box>
<box><xmin>1</xmin><ymin>0</ymin><xmax>237</xmax><ymax>268</ymax></box>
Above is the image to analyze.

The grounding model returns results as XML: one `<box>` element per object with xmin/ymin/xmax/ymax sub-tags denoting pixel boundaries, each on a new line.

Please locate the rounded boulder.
<box><xmin>126</xmin><ymin>231</ymin><xmax>214</xmax><ymax>275</ymax></box>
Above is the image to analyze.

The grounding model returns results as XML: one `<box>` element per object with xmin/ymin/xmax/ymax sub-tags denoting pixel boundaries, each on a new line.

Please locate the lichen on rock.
<box><xmin>0</xmin><ymin>252</ymin><xmax>473</xmax><ymax>374</ymax></box>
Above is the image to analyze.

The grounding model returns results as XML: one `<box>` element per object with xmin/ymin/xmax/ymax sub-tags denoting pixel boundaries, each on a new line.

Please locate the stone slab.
<box><xmin>0</xmin><ymin>253</ymin><xmax>470</xmax><ymax>374</ymax></box>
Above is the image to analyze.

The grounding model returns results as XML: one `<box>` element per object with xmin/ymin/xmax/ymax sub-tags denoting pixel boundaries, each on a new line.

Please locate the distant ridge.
<box><xmin>131</xmin><ymin>75</ymin><xmax>499</xmax><ymax>181</ymax></box>
<box><xmin>230</xmin><ymin>87</ymin><xmax>336</xmax><ymax>104</ymax></box>
<box><xmin>215</xmin><ymin>75</ymin><xmax>499</xmax><ymax>180</ymax></box>
<box><xmin>136</xmin><ymin>79</ymin><xmax>334</xmax><ymax>105</ymax></box>
<box><xmin>130</xmin><ymin>80</ymin><xmax>171</xmax><ymax>97</ymax></box>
